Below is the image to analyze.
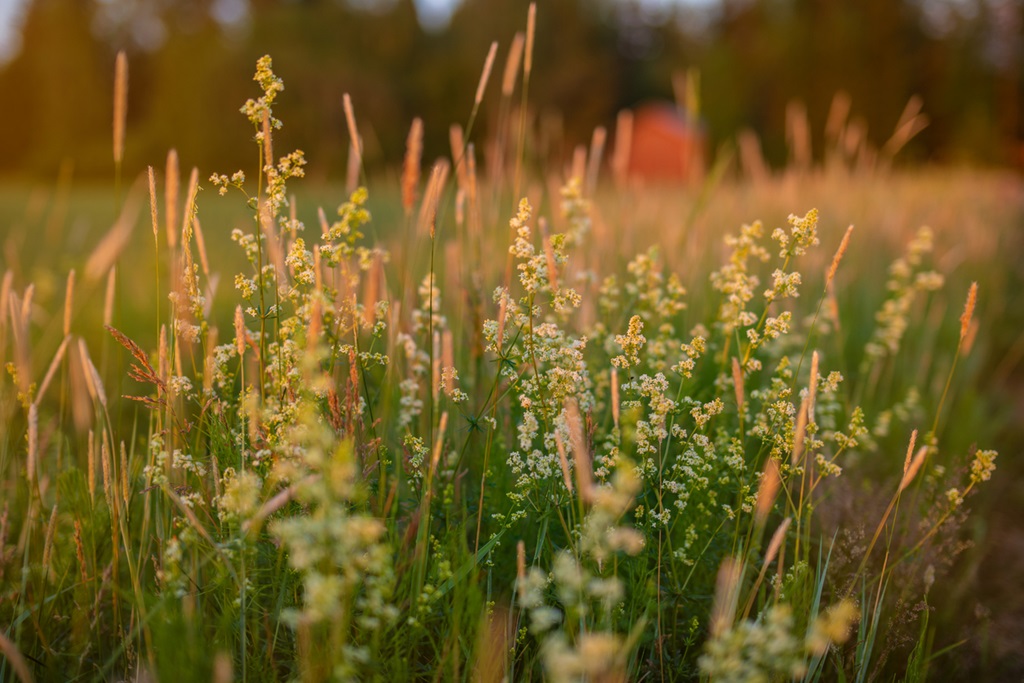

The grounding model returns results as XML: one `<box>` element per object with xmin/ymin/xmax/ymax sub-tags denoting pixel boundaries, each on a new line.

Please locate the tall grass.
<box><xmin>0</xmin><ymin>16</ymin><xmax>1018</xmax><ymax>682</ymax></box>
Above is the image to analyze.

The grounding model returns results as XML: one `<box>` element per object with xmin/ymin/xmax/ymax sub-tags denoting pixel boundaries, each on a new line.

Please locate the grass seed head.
<box><xmin>165</xmin><ymin>149</ymin><xmax>179</xmax><ymax>248</ymax></box>
<box><xmin>902</xmin><ymin>429</ymin><xmax>918</xmax><ymax>475</ymax></box>
<box><xmin>566</xmin><ymin>399</ymin><xmax>594</xmax><ymax>502</ymax></box>
<box><xmin>524</xmin><ymin>3</ymin><xmax>536</xmax><ymax>78</ymax></box>
<box><xmin>791</xmin><ymin>398</ymin><xmax>808</xmax><ymax>465</ymax></box>
<box><xmin>960</xmin><ymin>281</ymin><xmax>977</xmax><ymax>344</ymax></box>
<box><xmin>234</xmin><ymin>306</ymin><xmax>246</xmax><ymax>357</ymax></box>
<box><xmin>754</xmin><ymin>458</ymin><xmax>780</xmax><ymax>526</ymax></box>
<box><xmin>502</xmin><ymin>33</ymin><xmax>525</xmax><ymax>97</ymax></box>
<box><xmin>826</xmin><ymin>225</ymin><xmax>854</xmax><ymax>287</ymax></box>
<box><xmin>899</xmin><ymin>445</ymin><xmax>928</xmax><ymax>492</ymax></box>
<box><xmin>35</xmin><ymin>335</ymin><xmax>70</xmax><ymax>405</ymax></box>
<box><xmin>807</xmin><ymin>350</ymin><xmax>819</xmax><ymax>421</ymax></box>
<box><xmin>709</xmin><ymin>556</ymin><xmax>741</xmax><ymax>637</ymax></box>
<box><xmin>401</xmin><ymin>118</ymin><xmax>423</xmax><ymax>215</ymax></box>
<box><xmin>475</xmin><ymin>41</ymin><xmax>498</xmax><ymax>106</ymax></box>
<box><xmin>731</xmin><ymin>356</ymin><xmax>744</xmax><ymax>413</ymax></box>
<box><xmin>103</xmin><ymin>267</ymin><xmax>116</xmax><ymax>327</ymax></box>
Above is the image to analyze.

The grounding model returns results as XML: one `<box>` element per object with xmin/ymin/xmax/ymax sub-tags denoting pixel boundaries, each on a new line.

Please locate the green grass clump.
<box><xmin>0</xmin><ymin>46</ymin><xmax>1013</xmax><ymax>683</ymax></box>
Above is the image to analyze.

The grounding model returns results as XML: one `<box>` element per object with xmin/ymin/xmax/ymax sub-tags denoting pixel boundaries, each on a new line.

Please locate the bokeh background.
<box><xmin>0</xmin><ymin>0</ymin><xmax>1020</xmax><ymax>181</ymax></box>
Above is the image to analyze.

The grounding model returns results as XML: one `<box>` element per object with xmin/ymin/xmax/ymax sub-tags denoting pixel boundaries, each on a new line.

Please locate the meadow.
<box><xmin>1</xmin><ymin>26</ymin><xmax>1023</xmax><ymax>683</ymax></box>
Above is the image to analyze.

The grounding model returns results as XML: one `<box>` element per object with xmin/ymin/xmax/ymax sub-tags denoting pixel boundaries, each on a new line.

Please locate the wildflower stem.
<box><xmin>931</xmin><ymin>339</ymin><xmax>962</xmax><ymax>439</ymax></box>
<box><xmin>255</xmin><ymin>146</ymin><xmax>267</xmax><ymax>399</ymax></box>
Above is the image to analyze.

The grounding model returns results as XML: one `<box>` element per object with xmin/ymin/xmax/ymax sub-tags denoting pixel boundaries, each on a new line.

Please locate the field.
<box><xmin>1</xmin><ymin>49</ymin><xmax>1023</xmax><ymax>683</ymax></box>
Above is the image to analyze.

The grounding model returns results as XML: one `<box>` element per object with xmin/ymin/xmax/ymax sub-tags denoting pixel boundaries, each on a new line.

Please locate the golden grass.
<box><xmin>112</xmin><ymin>51</ymin><xmax>128</xmax><ymax>167</ymax></box>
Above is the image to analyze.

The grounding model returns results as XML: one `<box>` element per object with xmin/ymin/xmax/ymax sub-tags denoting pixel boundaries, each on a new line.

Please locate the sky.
<box><xmin>0</xmin><ymin>0</ymin><xmax>26</xmax><ymax>62</ymax></box>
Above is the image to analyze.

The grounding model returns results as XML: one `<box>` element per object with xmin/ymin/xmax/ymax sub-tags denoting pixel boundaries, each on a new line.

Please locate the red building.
<box><xmin>625</xmin><ymin>102</ymin><xmax>706</xmax><ymax>185</ymax></box>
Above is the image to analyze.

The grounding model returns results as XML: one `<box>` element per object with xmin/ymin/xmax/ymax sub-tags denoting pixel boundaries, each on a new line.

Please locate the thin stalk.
<box><xmin>255</xmin><ymin>146</ymin><xmax>267</xmax><ymax>399</ymax></box>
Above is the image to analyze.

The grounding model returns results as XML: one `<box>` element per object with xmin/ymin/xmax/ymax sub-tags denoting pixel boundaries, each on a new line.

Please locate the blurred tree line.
<box><xmin>0</xmin><ymin>0</ymin><xmax>1019</xmax><ymax>180</ymax></box>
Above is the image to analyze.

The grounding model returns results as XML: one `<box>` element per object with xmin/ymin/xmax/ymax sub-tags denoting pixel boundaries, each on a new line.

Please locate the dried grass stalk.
<box><xmin>539</xmin><ymin>218</ymin><xmax>558</xmax><ymax>291</ymax></box>
<box><xmin>63</xmin><ymin>269</ymin><xmax>75</xmax><ymax>336</ymax></box>
<box><xmin>738</xmin><ymin>129</ymin><xmax>769</xmax><ymax>184</ymax></box>
<box><xmin>87</xmin><ymin>430</ymin><xmax>96</xmax><ymax>502</ymax></box>
<box><xmin>516</xmin><ymin>540</ymin><xmax>526</xmax><ymax>586</ymax></box>
<box><xmin>807</xmin><ymin>350</ymin><xmax>819</xmax><ymax>423</ymax></box>
<box><xmin>899</xmin><ymin>446</ymin><xmax>929</xmax><ymax>492</ymax></box>
<box><xmin>100</xmin><ymin>441</ymin><xmax>112</xmax><ymax>508</ymax></box>
<box><xmin>73</xmin><ymin>519</ymin><xmax>88</xmax><ymax>583</ymax></box>
<box><xmin>262</xmin><ymin>110</ymin><xmax>274</xmax><ymax>170</ymax></box>
<box><xmin>566</xmin><ymin>399</ymin><xmax>593</xmax><ymax>502</ymax></box>
<box><xmin>103</xmin><ymin>268</ymin><xmax>116</xmax><ymax>327</ymax></box>
<box><xmin>182</xmin><ymin>167</ymin><xmax>199</xmax><ymax>243</ymax></box>
<box><xmin>450</xmin><ymin>124</ymin><xmax>467</xmax><ymax>192</ymax></box>
<box><xmin>524</xmin><ymin>3</ymin><xmax>536</xmax><ymax>79</ymax></box>
<box><xmin>307</xmin><ymin>297</ymin><xmax>322</xmax><ymax>356</ymax></box>
<box><xmin>791</xmin><ymin>397</ymin><xmax>808</xmax><ymax>465</ymax></box>
<box><xmin>35</xmin><ymin>335</ymin><xmax>70</xmax><ymax>405</ymax></box>
<box><xmin>213</xmin><ymin>652</ymin><xmax>233</xmax><ymax>683</ymax></box>
<box><xmin>763</xmin><ymin>517</ymin><xmax>791</xmax><ymax>568</ymax></box>
<box><xmin>165</xmin><ymin>149</ymin><xmax>179</xmax><ymax>249</ymax></box>
<box><xmin>610</xmin><ymin>367</ymin><xmax>620</xmax><ymax>430</ymax></box>
<box><xmin>495</xmin><ymin>296</ymin><xmax>508</xmax><ymax>350</ymax></box>
<box><xmin>0</xmin><ymin>270</ymin><xmax>12</xmax><ymax>330</ymax></box>
<box><xmin>203</xmin><ymin>326</ymin><xmax>217</xmax><ymax>395</ymax></box>
<box><xmin>612</xmin><ymin>110</ymin><xmax>633</xmax><ymax>188</ymax></box>
<box><xmin>147</xmin><ymin>165</ymin><xmax>159</xmax><ymax>240</ymax></box>
<box><xmin>571</xmin><ymin>145</ymin><xmax>586</xmax><ymax>184</ymax></box>
<box><xmin>429</xmin><ymin>411</ymin><xmax>449</xmax><ymax>480</ymax></box>
<box><xmin>586</xmin><ymin>126</ymin><xmax>606</xmax><ymax>195</ymax></box>
<box><xmin>85</xmin><ymin>188</ymin><xmax>141</xmax><ymax>281</ymax></box>
<box><xmin>401</xmin><ymin>118</ymin><xmax>424</xmax><ymax>215</ymax></box>
<box><xmin>826</xmin><ymin>226</ymin><xmax>854</xmax><ymax>288</ymax></box>
<box><xmin>710</xmin><ymin>556</ymin><xmax>741</xmax><ymax>637</ymax></box>
<box><xmin>342</xmin><ymin>93</ymin><xmax>361</xmax><ymax>162</ymax></box>
<box><xmin>113</xmin><ymin>51</ymin><xmax>128</xmax><ymax>165</ymax></box>
<box><xmin>786</xmin><ymin>99</ymin><xmax>811</xmax><ymax>171</ymax></box>
<box><xmin>20</xmin><ymin>284</ymin><xmax>33</xmax><ymax>327</ymax></box>
<box><xmin>473</xmin><ymin>606</ymin><xmax>510</xmax><ymax>683</ymax></box>
<box><xmin>42</xmin><ymin>504</ymin><xmax>58</xmax><ymax>572</ymax></box>
<box><xmin>418</xmin><ymin>160</ymin><xmax>450</xmax><ymax>238</ymax></box>
<box><xmin>754</xmin><ymin>457</ymin><xmax>780</xmax><ymax>526</ymax></box>
<box><xmin>554</xmin><ymin>433</ymin><xmax>574</xmax><ymax>495</ymax></box>
<box><xmin>825</xmin><ymin>91</ymin><xmax>852</xmax><ymax>145</ymax></box>
<box><xmin>77</xmin><ymin>338</ymin><xmax>107</xmax><ymax>410</ymax></box>
<box><xmin>902</xmin><ymin>429</ymin><xmax>918</xmax><ymax>475</ymax></box>
<box><xmin>362</xmin><ymin>253</ymin><xmax>382</xmax><ymax>330</ymax></box>
<box><xmin>960</xmin><ymin>282</ymin><xmax>978</xmax><ymax>344</ymax></box>
<box><xmin>194</xmin><ymin>217</ymin><xmax>210</xmax><ymax>277</ymax></box>
<box><xmin>731</xmin><ymin>357</ymin><xmax>744</xmax><ymax>414</ymax></box>
<box><xmin>120</xmin><ymin>441</ymin><xmax>130</xmax><ymax>506</ymax></box>
<box><xmin>26</xmin><ymin>403</ymin><xmax>38</xmax><ymax>484</ymax></box>
<box><xmin>346</xmin><ymin>137</ymin><xmax>361</xmax><ymax>195</ymax></box>
<box><xmin>0</xmin><ymin>630</ymin><xmax>34</xmax><ymax>683</ymax></box>
<box><xmin>432</xmin><ymin>330</ymin><xmax>441</xmax><ymax>403</ymax></box>
<box><xmin>475</xmin><ymin>41</ymin><xmax>498</xmax><ymax>106</ymax></box>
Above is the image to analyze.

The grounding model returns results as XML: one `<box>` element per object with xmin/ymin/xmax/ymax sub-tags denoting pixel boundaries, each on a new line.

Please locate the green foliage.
<box><xmin>0</xmin><ymin>51</ymin><xmax>1015</xmax><ymax>683</ymax></box>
